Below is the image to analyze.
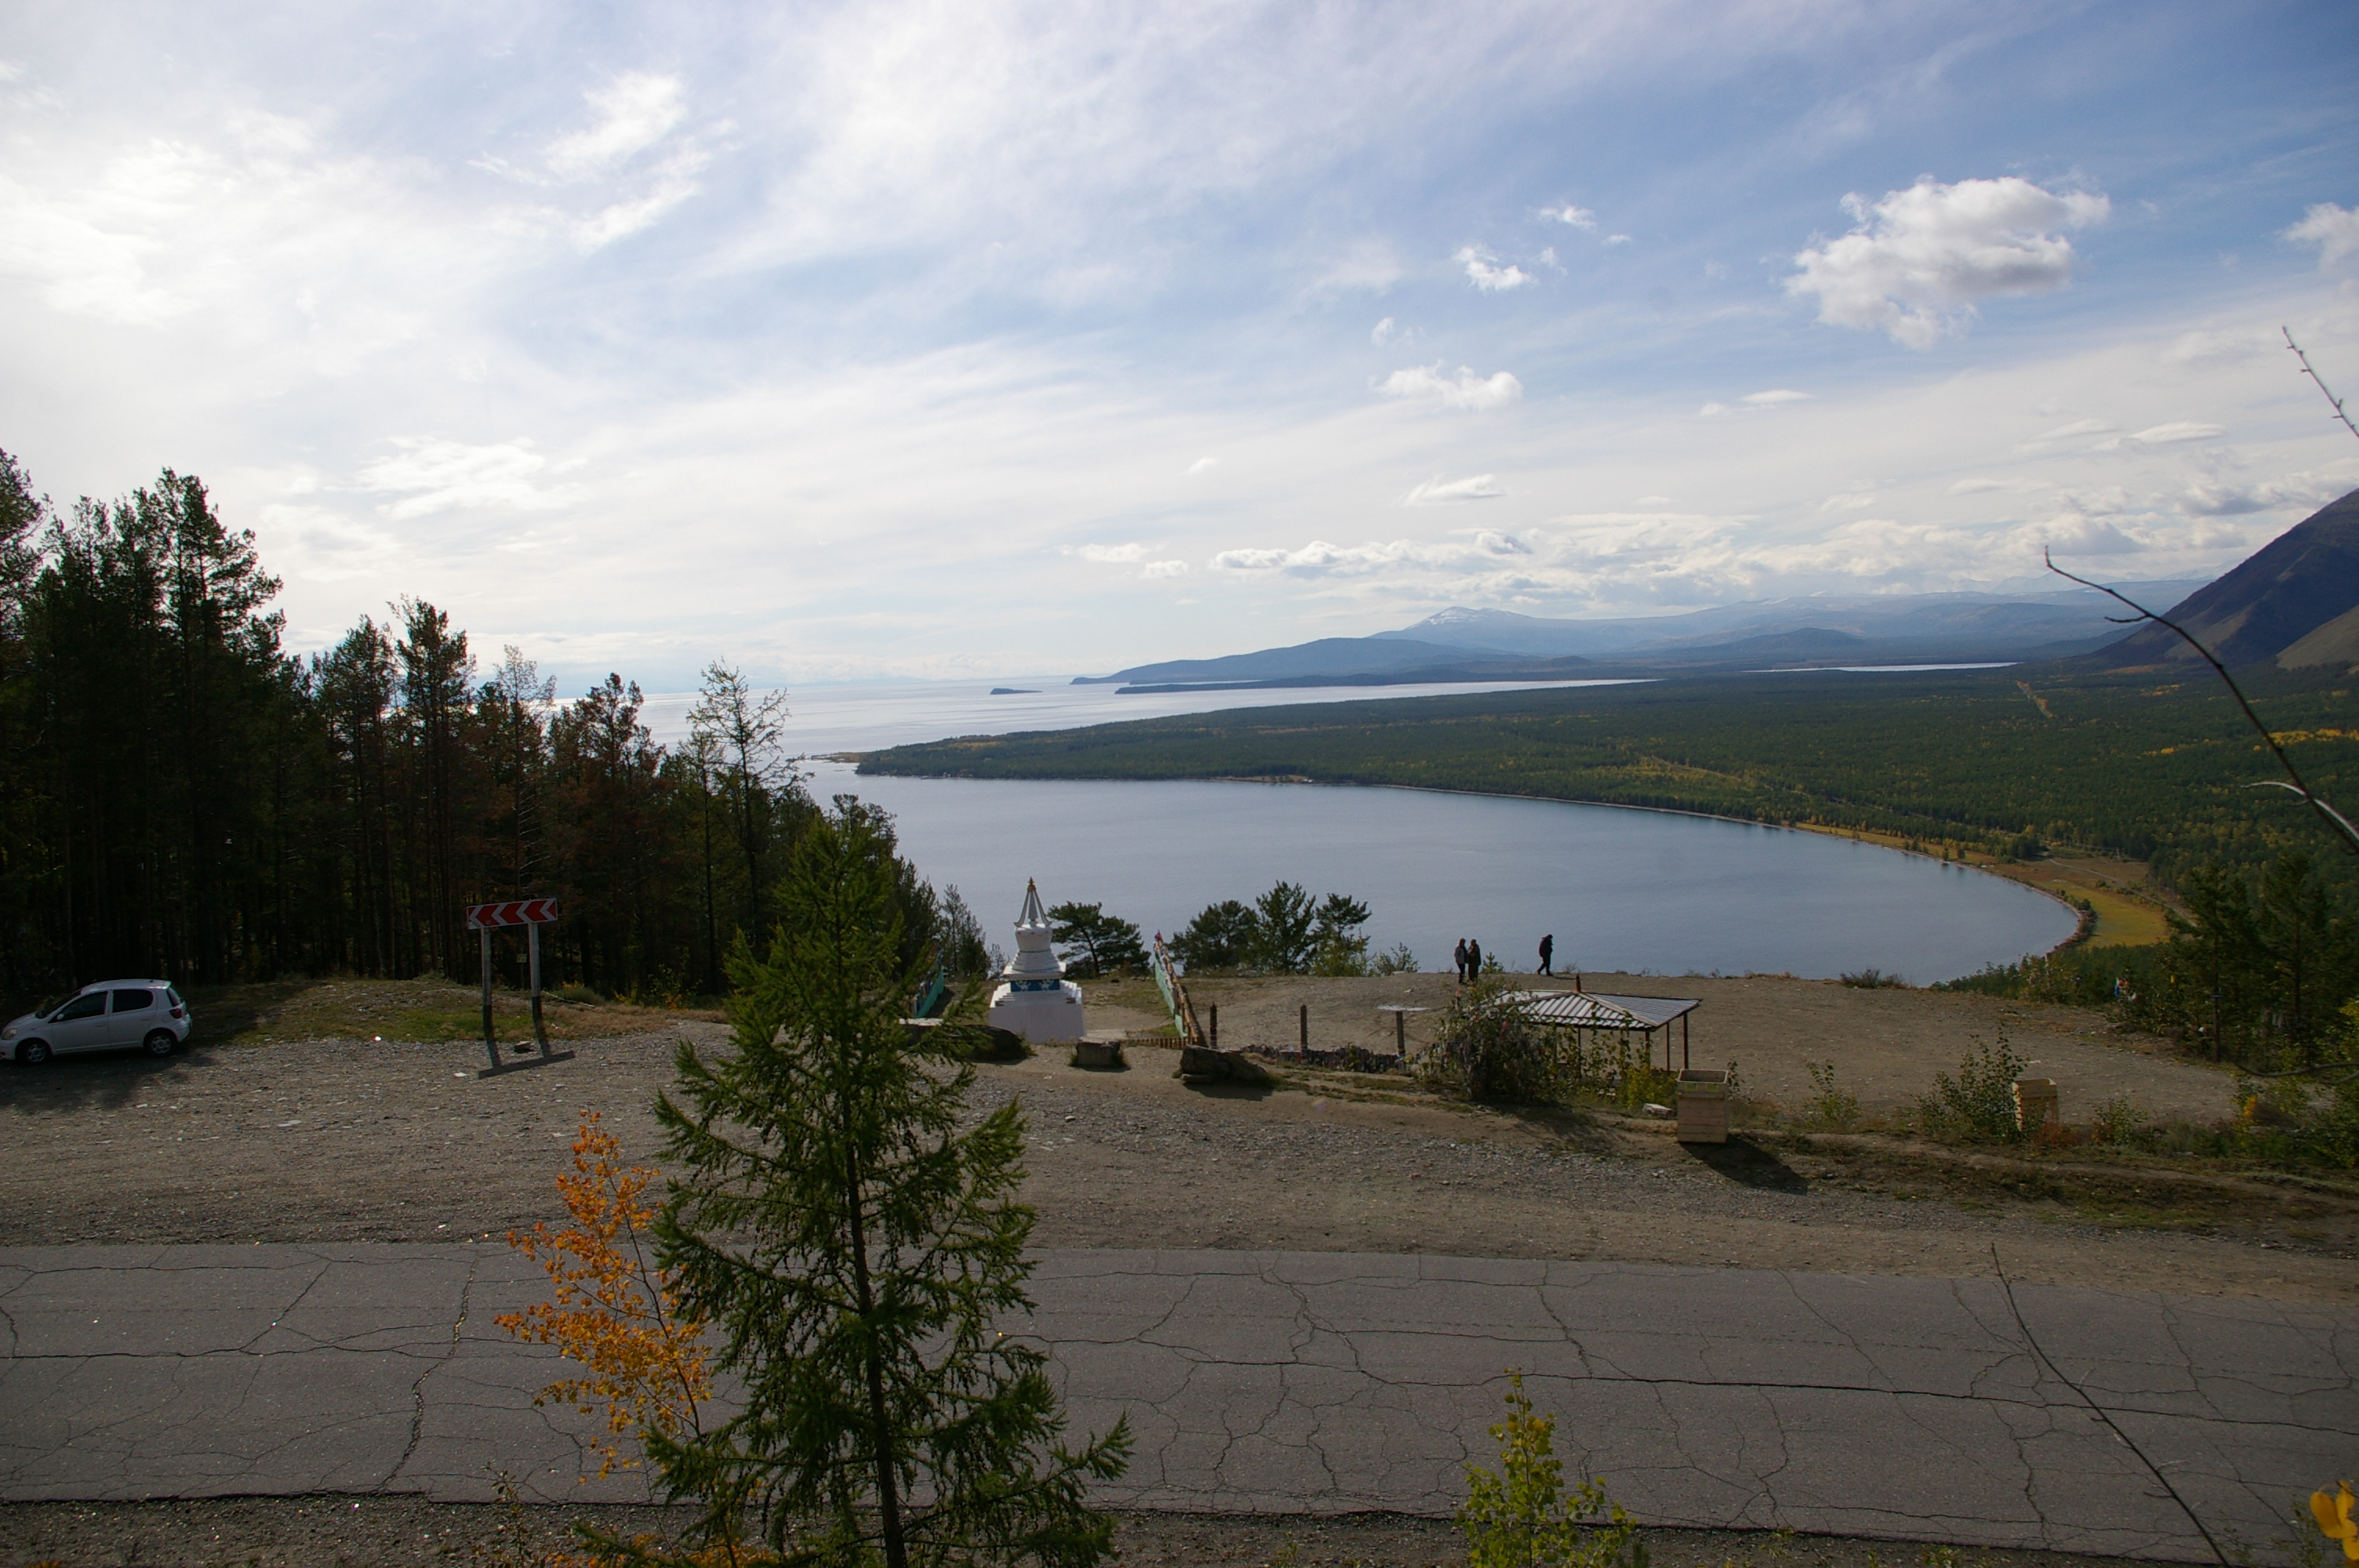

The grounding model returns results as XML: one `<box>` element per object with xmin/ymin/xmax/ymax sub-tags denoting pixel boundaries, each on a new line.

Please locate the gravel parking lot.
<box><xmin>2</xmin><ymin>975</ymin><xmax>2348</xmax><ymax>1301</ymax></box>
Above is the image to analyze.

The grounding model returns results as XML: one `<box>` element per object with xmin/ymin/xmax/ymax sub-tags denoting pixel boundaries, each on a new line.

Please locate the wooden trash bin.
<box><xmin>2013</xmin><ymin>1077</ymin><xmax>2059</xmax><ymax>1133</ymax></box>
<box><xmin>1676</xmin><ymin>1069</ymin><xmax>1729</xmax><ymax>1144</ymax></box>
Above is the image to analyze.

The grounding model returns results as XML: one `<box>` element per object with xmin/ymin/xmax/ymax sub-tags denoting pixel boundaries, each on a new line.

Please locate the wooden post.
<box><xmin>1299</xmin><ymin>1004</ymin><xmax>1308</xmax><ymax>1052</ymax></box>
<box><xmin>479</xmin><ymin>924</ymin><xmax>497</xmax><ymax>1070</ymax></box>
<box><xmin>1394</xmin><ymin>1009</ymin><xmax>1405</xmax><ymax>1054</ymax></box>
<box><xmin>1209</xmin><ymin>1004</ymin><xmax>1218</xmax><ymax>1050</ymax></box>
<box><xmin>529</xmin><ymin>920</ymin><xmax>547</xmax><ymax>1055</ymax></box>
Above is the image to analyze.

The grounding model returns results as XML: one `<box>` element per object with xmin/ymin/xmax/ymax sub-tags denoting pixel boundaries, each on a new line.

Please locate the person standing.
<box><xmin>1538</xmin><ymin>934</ymin><xmax>1554</xmax><ymax>976</ymax></box>
<box><xmin>1467</xmin><ymin>938</ymin><xmax>1483</xmax><ymax>977</ymax></box>
<box><xmin>1453</xmin><ymin>937</ymin><xmax>1468</xmax><ymax>984</ymax></box>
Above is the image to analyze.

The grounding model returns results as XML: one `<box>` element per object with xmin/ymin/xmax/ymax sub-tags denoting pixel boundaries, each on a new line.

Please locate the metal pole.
<box><xmin>529</xmin><ymin>920</ymin><xmax>547</xmax><ymax>1056</ymax></box>
<box><xmin>480</xmin><ymin>924</ymin><xmax>497</xmax><ymax>1071</ymax></box>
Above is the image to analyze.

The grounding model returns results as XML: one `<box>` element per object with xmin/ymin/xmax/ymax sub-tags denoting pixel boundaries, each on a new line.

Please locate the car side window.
<box><xmin>111</xmin><ymin>989</ymin><xmax>154</xmax><ymax>1013</ymax></box>
<box><xmin>165</xmin><ymin>987</ymin><xmax>184</xmax><ymax>1007</ymax></box>
<box><xmin>55</xmin><ymin>993</ymin><xmax>105</xmax><ymax>1022</ymax></box>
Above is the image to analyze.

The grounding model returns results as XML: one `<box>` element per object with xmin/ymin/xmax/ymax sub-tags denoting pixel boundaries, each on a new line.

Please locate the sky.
<box><xmin>3</xmin><ymin>1</ymin><xmax>2357</xmax><ymax>691</ymax></box>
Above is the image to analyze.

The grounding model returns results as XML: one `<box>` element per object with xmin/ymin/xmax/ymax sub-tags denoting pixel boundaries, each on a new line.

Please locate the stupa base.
<box><xmin>987</xmin><ymin>981</ymin><xmax>1089</xmax><ymax>1043</ymax></box>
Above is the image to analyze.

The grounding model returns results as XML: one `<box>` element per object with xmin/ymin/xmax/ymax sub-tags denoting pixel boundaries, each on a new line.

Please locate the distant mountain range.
<box><xmin>1074</xmin><ymin>485</ymin><xmax>2359</xmax><ymax>693</ymax></box>
<box><xmin>1080</xmin><ymin>483</ymin><xmax>2359</xmax><ymax>693</ymax></box>
<box><xmin>1072</xmin><ymin>579</ymin><xmax>2212</xmax><ymax>691</ymax></box>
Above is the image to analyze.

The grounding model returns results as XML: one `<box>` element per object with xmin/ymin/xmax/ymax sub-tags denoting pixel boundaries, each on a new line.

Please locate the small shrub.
<box><xmin>1372</xmin><ymin>942</ymin><xmax>1420</xmax><ymax>975</ymax></box>
<box><xmin>1840</xmin><ymin>968</ymin><xmax>1903</xmax><ymax>989</ymax></box>
<box><xmin>1807</xmin><ymin>1060</ymin><xmax>1860</xmax><ymax>1131</ymax></box>
<box><xmin>1615</xmin><ymin>1060</ymin><xmax>1679</xmax><ymax>1114</ymax></box>
<box><xmin>2088</xmin><ymin>1092</ymin><xmax>2151</xmax><ymax>1148</ymax></box>
<box><xmin>1459</xmin><ymin>1372</ymin><xmax>1644</xmax><ymax>1568</ymax></box>
<box><xmin>1419</xmin><ymin>980</ymin><xmax>1556</xmax><ymax>1102</ymax></box>
<box><xmin>554</xmin><ymin>983</ymin><xmax>605</xmax><ymax>1006</ymax></box>
<box><xmin>1913</xmin><ymin>1029</ymin><xmax>2030</xmax><ymax>1142</ymax></box>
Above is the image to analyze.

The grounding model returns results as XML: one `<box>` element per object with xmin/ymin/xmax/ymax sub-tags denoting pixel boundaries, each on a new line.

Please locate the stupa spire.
<box><xmin>1017</xmin><ymin>877</ymin><xmax>1048</xmax><ymax>929</ymax></box>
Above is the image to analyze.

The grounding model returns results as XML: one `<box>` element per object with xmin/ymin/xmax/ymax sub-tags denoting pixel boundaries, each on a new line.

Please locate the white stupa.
<box><xmin>987</xmin><ymin>880</ymin><xmax>1089</xmax><ymax>1043</ymax></box>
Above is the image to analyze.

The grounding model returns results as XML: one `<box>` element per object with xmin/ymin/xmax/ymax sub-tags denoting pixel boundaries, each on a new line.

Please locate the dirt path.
<box><xmin>3</xmin><ymin>975</ymin><xmax>2349</xmax><ymax>1303</ymax></box>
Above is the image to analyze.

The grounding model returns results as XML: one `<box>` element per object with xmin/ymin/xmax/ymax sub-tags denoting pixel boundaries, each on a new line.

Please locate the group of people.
<box><xmin>1451</xmin><ymin>933</ymin><xmax>1560</xmax><ymax>983</ymax></box>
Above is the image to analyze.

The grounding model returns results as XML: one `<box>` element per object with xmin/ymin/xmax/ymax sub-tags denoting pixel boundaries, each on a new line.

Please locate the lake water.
<box><xmin>808</xmin><ymin>760</ymin><xmax>2078</xmax><ymax>985</ymax></box>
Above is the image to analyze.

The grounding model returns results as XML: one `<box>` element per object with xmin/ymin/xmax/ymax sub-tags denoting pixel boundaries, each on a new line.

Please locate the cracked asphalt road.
<box><xmin>0</xmin><ymin>1243</ymin><xmax>2347</xmax><ymax>1565</ymax></box>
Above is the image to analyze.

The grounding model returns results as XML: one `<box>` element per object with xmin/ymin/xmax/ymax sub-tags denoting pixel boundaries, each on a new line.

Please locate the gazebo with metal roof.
<box><xmin>1504</xmin><ymin>989</ymin><xmax>1699</xmax><ymax>1072</ymax></box>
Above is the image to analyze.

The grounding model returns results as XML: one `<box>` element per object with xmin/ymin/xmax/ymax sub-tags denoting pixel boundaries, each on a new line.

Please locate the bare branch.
<box><xmin>2043</xmin><ymin>550</ymin><xmax>2359</xmax><ymax>855</ymax></box>
<box><xmin>2285</xmin><ymin>327</ymin><xmax>2359</xmax><ymax>441</ymax></box>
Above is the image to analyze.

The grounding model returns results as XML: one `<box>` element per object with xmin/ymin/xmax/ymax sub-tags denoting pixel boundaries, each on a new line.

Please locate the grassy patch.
<box><xmin>2072</xmin><ymin>883</ymin><xmax>2170</xmax><ymax>947</ymax></box>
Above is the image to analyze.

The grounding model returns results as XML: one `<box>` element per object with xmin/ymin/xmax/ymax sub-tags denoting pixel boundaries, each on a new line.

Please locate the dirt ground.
<box><xmin>1115</xmin><ymin>968</ymin><xmax>2239</xmax><ymax>1124</ymax></box>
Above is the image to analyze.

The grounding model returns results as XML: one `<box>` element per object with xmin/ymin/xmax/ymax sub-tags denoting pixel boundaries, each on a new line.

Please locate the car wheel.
<box><xmin>144</xmin><ymin>1029</ymin><xmax>176</xmax><ymax>1058</ymax></box>
<box><xmin>18</xmin><ymin>1040</ymin><xmax>50</xmax><ymax>1065</ymax></box>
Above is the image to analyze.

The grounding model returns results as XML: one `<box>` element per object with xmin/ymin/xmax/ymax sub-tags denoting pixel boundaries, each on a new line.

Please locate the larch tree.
<box><xmin>649</xmin><ymin>798</ymin><xmax>1130</xmax><ymax>1566</ymax></box>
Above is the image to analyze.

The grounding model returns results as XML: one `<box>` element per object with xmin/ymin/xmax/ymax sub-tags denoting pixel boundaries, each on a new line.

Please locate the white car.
<box><xmin>4</xmin><ymin>981</ymin><xmax>193</xmax><ymax>1064</ymax></box>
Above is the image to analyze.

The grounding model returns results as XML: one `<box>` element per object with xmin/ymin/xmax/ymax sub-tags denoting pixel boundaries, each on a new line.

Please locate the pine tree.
<box><xmin>650</xmin><ymin>799</ymin><xmax>1129</xmax><ymax>1566</ymax></box>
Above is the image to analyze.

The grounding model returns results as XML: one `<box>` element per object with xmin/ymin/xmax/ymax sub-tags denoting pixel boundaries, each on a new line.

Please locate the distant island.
<box><xmin>989</xmin><ymin>687</ymin><xmax>1038</xmax><ymax>695</ymax></box>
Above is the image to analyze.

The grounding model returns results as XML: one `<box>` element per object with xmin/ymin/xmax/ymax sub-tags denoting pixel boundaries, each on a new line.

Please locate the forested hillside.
<box><xmin>0</xmin><ymin>452</ymin><xmax>978</xmax><ymax>1010</ymax></box>
<box><xmin>861</xmin><ymin>668</ymin><xmax>2359</xmax><ymax>892</ymax></box>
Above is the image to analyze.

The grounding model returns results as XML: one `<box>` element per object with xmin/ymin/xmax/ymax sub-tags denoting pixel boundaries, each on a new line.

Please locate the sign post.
<box><xmin>465</xmin><ymin>898</ymin><xmax>571</xmax><ymax>1078</ymax></box>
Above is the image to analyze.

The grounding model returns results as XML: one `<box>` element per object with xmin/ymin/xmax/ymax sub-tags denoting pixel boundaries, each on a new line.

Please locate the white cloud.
<box><xmin>1474</xmin><ymin>530</ymin><xmax>1528</xmax><ymax>554</ymax></box>
<box><xmin>1702</xmin><ymin>389</ymin><xmax>1810</xmax><ymax>418</ymax></box>
<box><xmin>545</xmin><ymin>73</ymin><xmax>687</xmax><ymax>181</ymax></box>
<box><xmin>2179</xmin><ymin>471</ymin><xmax>2354</xmax><ymax>516</ymax></box>
<box><xmin>1539</xmin><ymin>202</ymin><xmax>1595</xmax><ymax>230</ymax></box>
<box><xmin>2127</xmin><ymin>421</ymin><xmax>2224</xmax><ymax>445</ymax></box>
<box><xmin>1604</xmin><ymin>233</ymin><xmax>1630</xmax><ymax>245</ymax></box>
<box><xmin>1213</xmin><ymin>539</ymin><xmax>1424</xmax><ymax>575</ymax></box>
<box><xmin>355</xmin><ymin>437</ymin><xmax>583</xmax><ymax>521</ymax></box>
<box><xmin>1786</xmin><ymin>176</ymin><xmax>2110</xmax><ymax>348</ymax></box>
<box><xmin>1379</xmin><ymin>363</ymin><xmax>1523</xmax><ymax>411</ymax></box>
<box><xmin>2023</xmin><ymin>418</ymin><xmax>2114</xmax><ymax>444</ymax></box>
<box><xmin>1186</xmin><ymin>456</ymin><xmax>1219</xmax><ymax>474</ymax></box>
<box><xmin>479</xmin><ymin>71</ymin><xmax>711</xmax><ymax>250</ymax></box>
<box><xmin>2285</xmin><ymin>203</ymin><xmax>2359</xmax><ymax>270</ymax></box>
<box><xmin>1077</xmin><ymin>542</ymin><xmax>1149</xmax><ymax>562</ymax></box>
<box><xmin>1821</xmin><ymin>492</ymin><xmax>1876</xmax><ymax>511</ymax></box>
<box><xmin>1948</xmin><ymin>477</ymin><xmax>2050</xmax><ymax>495</ymax></box>
<box><xmin>1141</xmin><ymin>559</ymin><xmax>1188</xmax><ymax>579</ymax></box>
<box><xmin>2039</xmin><ymin>516</ymin><xmax>2144</xmax><ymax>556</ymax></box>
<box><xmin>2167</xmin><ymin>325</ymin><xmax>2281</xmax><ymax>366</ymax></box>
<box><xmin>1455</xmin><ymin>245</ymin><xmax>1532</xmax><ymax>292</ymax></box>
<box><xmin>1310</xmin><ymin>241</ymin><xmax>1401</xmax><ymax>297</ymax></box>
<box><xmin>1370</xmin><ymin>316</ymin><xmax>1400</xmax><ymax>346</ymax></box>
<box><xmin>1404</xmin><ymin>474</ymin><xmax>1504</xmax><ymax>505</ymax></box>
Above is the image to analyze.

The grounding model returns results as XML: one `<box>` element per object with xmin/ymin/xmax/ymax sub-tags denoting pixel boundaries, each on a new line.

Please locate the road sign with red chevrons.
<box><xmin>466</xmin><ymin>898</ymin><xmax>559</xmax><ymax>930</ymax></box>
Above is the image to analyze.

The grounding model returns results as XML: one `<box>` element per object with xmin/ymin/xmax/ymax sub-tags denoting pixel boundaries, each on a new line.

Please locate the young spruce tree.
<box><xmin>650</xmin><ymin>798</ymin><xmax>1129</xmax><ymax>1566</ymax></box>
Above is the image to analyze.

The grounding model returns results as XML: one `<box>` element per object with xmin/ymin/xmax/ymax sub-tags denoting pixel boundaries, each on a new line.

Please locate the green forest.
<box><xmin>0</xmin><ymin>452</ymin><xmax>988</xmax><ymax>1012</ymax></box>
